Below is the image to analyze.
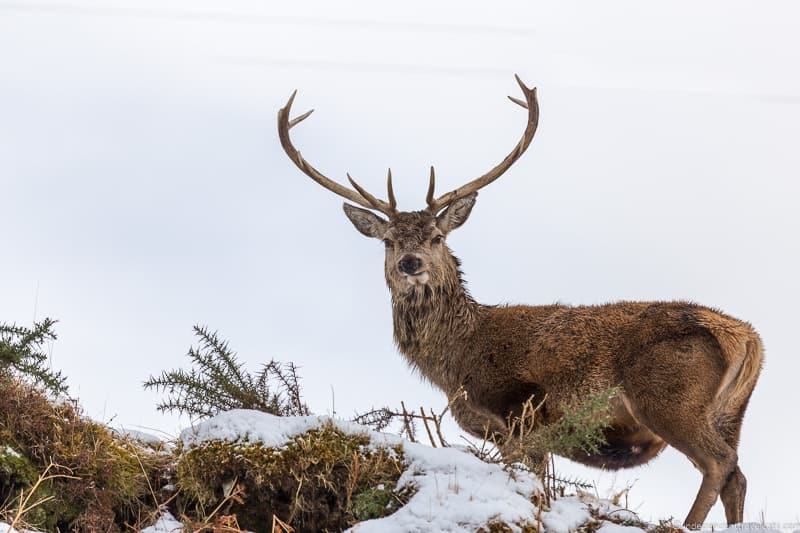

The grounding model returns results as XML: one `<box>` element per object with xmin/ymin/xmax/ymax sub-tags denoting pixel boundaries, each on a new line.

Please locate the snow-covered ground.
<box><xmin>183</xmin><ymin>409</ymin><xmax>543</xmax><ymax>532</ymax></box>
<box><xmin>178</xmin><ymin>410</ymin><xmax>800</xmax><ymax>533</ymax></box>
<box><xmin>5</xmin><ymin>410</ymin><xmax>794</xmax><ymax>532</ymax></box>
<box><xmin>180</xmin><ymin>409</ymin><xmax>642</xmax><ymax>533</ymax></box>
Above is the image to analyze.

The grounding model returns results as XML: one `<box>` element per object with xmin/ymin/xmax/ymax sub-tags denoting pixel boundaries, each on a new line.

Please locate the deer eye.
<box><xmin>431</xmin><ymin>235</ymin><xmax>444</xmax><ymax>245</ymax></box>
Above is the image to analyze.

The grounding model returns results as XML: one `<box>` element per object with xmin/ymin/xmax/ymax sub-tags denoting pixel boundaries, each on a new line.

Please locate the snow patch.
<box><xmin>141</xmin><ymin>512</ymin><xmax>184</xmax><ymax>533</ymax></box>
<box><xmin>0</xmin><ymin>522</ymin><xmax>43</xmax><ymax>533</ymax></box>
<box><xmin>716</xmin><ymin>528</ymin><xmax>790</xmax><ymax>533</ymax></box>
<box><xmin>2</xmin><ymin>446</ymin><xmax>22</xmax><ymax>458</ymax></box>
<box><xmin>598</xmin><ymin>523</ymin><xmax>651</xmax><ymax>533</ymax></box>
<box><xmin>180</xmin><ymin>409</ymin><xmax>376</xmax><ymax>448</ymax></box>
<box><xmin>351</xmin><ymin>441</ymin><xmax>541</xmax><ymax>532</ymax></box>
<box><xmin>542</xmin><ymin>496</ymin><xmax>594</xmax><ymax>533</ymax></box>
<box><xmin>115</xmin><ymin>427</ymin><xmax>165</xmax><ymax>445</ymax></box>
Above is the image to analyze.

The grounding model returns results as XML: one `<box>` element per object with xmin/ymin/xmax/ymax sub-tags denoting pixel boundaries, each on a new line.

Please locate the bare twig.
<box><xmin>272</xmin><ymin>514</ymin><xmax>295</xmax><ymax>533</ymax></box>
<box><xmin>192</xmin><ymin>477</ymin><xmax>244</xmax><ymax>532</ymax></box>
<box><xmin>6</xmin><ymin>460</ymin><xmax>78</xmax><ymax>531</ymax></box>
<box><xmin>399</xmin><ymin>401</ymin><xmax>417</xmax><ymax>443</ymax></box>
<box><xmin>419</xmin><ymin>406</ymin><xmax>438</xmax><ymax>448</ymax></box>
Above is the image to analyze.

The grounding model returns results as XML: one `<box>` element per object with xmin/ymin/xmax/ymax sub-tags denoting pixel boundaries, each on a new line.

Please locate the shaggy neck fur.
<box><xmin>389</xmin><ymin>253</ymin><xmax>481</xmax><ymax>392</ymax></box>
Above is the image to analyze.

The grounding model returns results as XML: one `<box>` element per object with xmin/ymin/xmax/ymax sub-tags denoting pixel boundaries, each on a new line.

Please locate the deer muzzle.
<box><xmin>398</xmin><ymin>255</ymin><xmax>423</xmax><ymax>276</ymax></box>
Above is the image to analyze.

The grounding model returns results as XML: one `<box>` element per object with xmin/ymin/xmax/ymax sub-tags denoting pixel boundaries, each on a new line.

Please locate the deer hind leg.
<box><xmin>716</xmin><ymin>401</ymin><xmax>750</xmax><ymax>524</ymax></box>
<box><xmin>719</xmin><ymin>466</ymin><xmax>746</xmax><ymax>525</ymax></box>
<box><xmin>680</xmin><ymin>432</ymin><xmax>738</xmax><ymax>529</ymax></box>
<box><xmin>638</xmin><ymin>415</ymin><xmax>738</xmax><ymax>529</ymax></box>
<box><xmin>622</xmin><ymin>334</ymin><xmax>739</xmax><ymax>529</ymax></box>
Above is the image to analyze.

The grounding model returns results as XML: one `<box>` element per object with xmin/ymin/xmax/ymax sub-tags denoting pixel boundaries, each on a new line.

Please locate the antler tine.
<box><xmin>387</xmin><ymin>169</ymin><xmax>397</xmax><ymax>212</ymax></box>
<box><xmin>347</xmin><ymin>173</ymin><xmax>396</xmax><ymax>215</ymax></box>
<box><xmin>277</xmin><ymin>91</ymin><xmax>396</xmax><ymax>217</ymax></box>
<box><xmin>507</xmin><ymin>95</ymin><xmax>527</xmax><ymax>109</ymax></box>
<box><xmin>426</xmin><ymin>166</ymin><xmax>436</xmax><ymax>209</ymax></box>
<box><xmin>289</xmin><ymin>109</ymin><xmax>314</xmax><ymax>128</ymax></box>
<box><xmin>426</xmin><ymin>75</ymin><xmax>540</xmax><ymax>214</ymax></box>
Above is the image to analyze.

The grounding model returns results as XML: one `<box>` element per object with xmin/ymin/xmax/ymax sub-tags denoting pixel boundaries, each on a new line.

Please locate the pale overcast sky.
<box><xmin>2</xmin><ymin>0</ymin><xmax>799</xmax><ymax>525</ymax></box>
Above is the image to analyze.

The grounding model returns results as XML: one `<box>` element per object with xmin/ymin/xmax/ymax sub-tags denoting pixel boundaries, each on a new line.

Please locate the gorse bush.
<box><xmin>144</xmin><ymin>325</ymin><xmax>310</xmax><ymax>419</ymax></box>
<box><xmin>533</xmin><ymin>387</ymin><xmax>617</xmax><ymax>458</ymax></box>
<box><xmin>0</xmin><ymin>318</ymin><xmax>66</xmax><ymax>394</ymax></box>
<box><xmin>498</xmin><ymin>387</ymin><xmax>617</xmax><ymax>482</ymax></box>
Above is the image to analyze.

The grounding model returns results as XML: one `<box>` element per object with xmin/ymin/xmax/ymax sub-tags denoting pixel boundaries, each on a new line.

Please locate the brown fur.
<box><xmin>340</xmin><ymin>202</ymin><xmax>763</xmax><ymax>528</ymax></box>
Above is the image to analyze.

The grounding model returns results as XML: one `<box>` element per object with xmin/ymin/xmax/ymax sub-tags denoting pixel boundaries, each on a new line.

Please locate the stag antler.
<box><xmin>425</xmin><ymin>74</ymin><xmax>539</xmax><ymax>214</ymax></box>
<box><xmin>277</xmin><ymin>90</ymin><xmax>397</xmax><ymax>217</ymax></box>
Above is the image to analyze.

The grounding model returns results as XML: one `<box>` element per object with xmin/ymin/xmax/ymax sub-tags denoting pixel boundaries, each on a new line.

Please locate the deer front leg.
<box><xmin>450</xmin><ymin>396</ymin><xmax>550</xmax><ymax>475</ymax></box>
<box><xmin>450</xmin><ymin>397</ymin><xmax>508</xmax><ymax>442</ymax></box>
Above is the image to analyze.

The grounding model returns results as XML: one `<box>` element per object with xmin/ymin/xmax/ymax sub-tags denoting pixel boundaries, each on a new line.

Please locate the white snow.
<box><xmin>0</xmin><ymin>523</ymin><xmax>42</xmax><ymax>533</ymax></box>
<box><xmin>2</xmin><ymin>446</ymin><xmax>22</xmax><ymax>459</ymax></box>
<box><xmin>115</xmin><ymin>427</ymin><xmax>165</xmax><ymax>445</ymax></box>
<box><xmin>597</xmin><ymin>523</ymin><xmax>651</xmax><ymax>533</ymax></box>
<box><xmin>542</xmin><ymin>496</ymin><xmax>594</xmax><ymax>533</ymax></box>
<box><xmin>140</xmin><ymin>512</ymin><xmax>184</xmax><ymax>533</ymax></box>
<box><xmin>716</xmin><ymin>528</ymin><xmax>789</xmax><ymax>533</ymax></box>
<box><xmin>351</xmin><ymin>441</ymin><xmax>541</xmax><ymax>532</ymax></box>
<box><xmin>180</xmin><ymin>409</ymin><xmax>372</xmax><ymax>448</ymax></box>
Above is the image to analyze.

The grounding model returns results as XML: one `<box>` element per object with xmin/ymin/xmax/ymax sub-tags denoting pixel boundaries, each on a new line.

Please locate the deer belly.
<box><xmin>568</xmin><ymin>425</ymin><xmax>667</xmax><ymax>470</ymax></box>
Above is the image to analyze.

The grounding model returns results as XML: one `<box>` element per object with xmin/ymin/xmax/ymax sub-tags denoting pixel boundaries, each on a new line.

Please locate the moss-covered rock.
<box><xmin>176</xmin><ymin>422</ymin><xmax>407</xmax><ymax>533</ymax></box>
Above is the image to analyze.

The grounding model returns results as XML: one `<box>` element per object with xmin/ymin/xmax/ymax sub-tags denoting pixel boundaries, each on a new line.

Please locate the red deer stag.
<box><xmin>277</xmin><ymin>76</ymin><xmax>763</xmax><ymax>528</ymax></box>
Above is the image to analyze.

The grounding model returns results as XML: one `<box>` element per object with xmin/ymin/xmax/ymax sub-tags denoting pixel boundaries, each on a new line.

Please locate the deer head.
<box><xmin>277</xmin><ymin>75</ymin><xmax>539</xmax><ymax>294</ymax></box>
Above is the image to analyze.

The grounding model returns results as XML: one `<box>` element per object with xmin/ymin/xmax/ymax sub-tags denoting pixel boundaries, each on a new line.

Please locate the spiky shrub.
<box><xmin>0</xmin><ymin>318</ymin><xmax>66</xmax><ymax>395</ymax></box>
<box><xmin>495</xmin><ymin>387</ymin><xmax>617</xmax><ymax>481</ymax></box>
<box><xmin>144</xmin><ymin>326</ymin><xmax>310</xmax><ymax>419</ymax></box>
<box><xmin>534</xmin><ymin>387</ymin><xmax>618</xmax><ymax>458</ymax></box>
<box><xmin>0</xmin><ymin>376</ymin><xmax>170</xmax><ymax>531</ymax></box>
<box><xmin>176</xmin><ymin>423</ymin><xmax>407</xmax><ymax>533</ymax></box>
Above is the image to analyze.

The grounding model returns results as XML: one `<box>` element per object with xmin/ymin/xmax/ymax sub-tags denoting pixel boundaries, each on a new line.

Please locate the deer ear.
<box><xmin>436</xmin><ymin>193</ymin><xmax>477</xmax><ymax>234</ymax></box>
<box><xmin>343</xmin><ymin>203</ymin><xmax>388</xmax><ymax>239</ymax></box>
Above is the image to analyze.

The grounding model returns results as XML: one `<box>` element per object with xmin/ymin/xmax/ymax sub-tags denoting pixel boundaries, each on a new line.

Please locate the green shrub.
<box><xmin>0</xmin><ymin>318</ymin><xmax>66</xmax><ymax>395</ymax></box>
<box><xmin>144</xmin><ymin>325</ymin><xmax>309</xmax><ymax>419</ymax></box>
<box><xmin>498</xmin><ymin>387</ymin><xmax>617</xmax><ymax>481</ymax></box>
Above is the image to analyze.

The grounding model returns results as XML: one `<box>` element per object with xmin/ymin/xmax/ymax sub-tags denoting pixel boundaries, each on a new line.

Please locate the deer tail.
<box><xmin>696</xmin><ymin>310</ymin><xmax>764</xmax><ymax>412</ymax></box>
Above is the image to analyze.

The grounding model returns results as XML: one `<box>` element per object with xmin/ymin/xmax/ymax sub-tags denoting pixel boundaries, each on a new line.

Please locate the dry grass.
<box><xmin>2</xmin><ymin>460</ymin><xmax>78</xmax><ymax>532</ymax></box>
<box><xmin>0</xmin><ymin>376</ymin><xmax>172</xmax><ymax>531</ymax></box>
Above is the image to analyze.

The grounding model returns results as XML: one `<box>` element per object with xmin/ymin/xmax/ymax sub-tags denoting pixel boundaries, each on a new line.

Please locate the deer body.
<box><xmin>393</xmin><ymin>279</ymin><xmax>761</xmax><ymax>474</ymax></box>
<box><xmin>277</xmin><ymin>77</ymin><xmax>763</xmax><ymax>528</ymax></box>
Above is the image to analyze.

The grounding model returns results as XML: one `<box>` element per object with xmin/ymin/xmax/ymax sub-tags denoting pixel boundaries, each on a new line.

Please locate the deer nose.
<box><xmin>398</xmin><ymin>255</ymin><xmax>423</xmax><ymax>275</ymax></box>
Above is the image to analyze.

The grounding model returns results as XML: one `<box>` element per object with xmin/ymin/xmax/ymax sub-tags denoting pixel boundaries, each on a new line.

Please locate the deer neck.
<box><xmin>389</xmin><ymin>256</ymin><xmax>480</xmax><ymax>391</ymax></box>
